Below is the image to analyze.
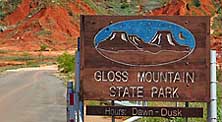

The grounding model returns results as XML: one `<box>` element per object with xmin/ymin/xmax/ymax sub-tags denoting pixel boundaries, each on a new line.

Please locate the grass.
<box><xmin>82</xmin><ymin>0</ymin><xmax>107</xmax><ymax>14</ymax></box>
<box><xmin>0</xmin><ymin>60</ymin><xmax>56</xmax><ymax>72</ymax></box>
<box><xmin>97</xmin><ymin>1</ymin><xmax>138</xmax><ymax>15</ymax></box>
<box><xmin>89</xmin><ymin>0</ymin><xmax>167</xmax><ymax>15</ymax></box>
<box><xmin>141</xmin><ymin>0</ymin><xmax>163</xmax><ymax>12</ymax></box>
<box><xmin>85</xmin><ymin>100</ymin><xmax>101</xmax><ymax>106</ymax></box>
<box><xmin>36</xmin><ymin>29</ymin><xmax>52</xmax><ymax>36</ymax></box>
<box><xmin>0</xmin><ymin>50</ymin><xmax>9</xmax><ymax>54</ymax></box>
<box><xmin>0</xmin><ymin>51</ymin><xmax>58</xmax><ymax>73</ymax></box>
<box><xmin>0</xmin><ymin>55</ymin><xmax>56</xmax><ymax>62</ymax></box>
<box><xmin>0</xmin><ymin>62</ymin><xmax>39</xmax><ymax>73</ymax></box>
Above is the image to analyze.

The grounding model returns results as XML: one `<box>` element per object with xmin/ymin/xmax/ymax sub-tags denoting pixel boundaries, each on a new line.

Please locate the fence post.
<box><xmin>185</xmin><ymin>102</ymin><xmax>189</xmax><ymax>122</ymax></box>
<box><xmin>75</xmin><ymin>37</ymin><xmax>84</xmax><ymax>122</ymax></box>
<box><xmin>67</xmin><ymin>82</ymin><xmax>75</xmax><ymax>122</ymax></box>
<box><xmin>208</xmin><ymin>50</ymin><xmax>217</xmax><ymax>122</ymax></box>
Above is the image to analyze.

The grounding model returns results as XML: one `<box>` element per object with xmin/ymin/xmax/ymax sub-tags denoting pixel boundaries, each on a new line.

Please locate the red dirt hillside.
<box><xmin>0</xmin><ymin>0</ymin><xmax>95</xmax><ymax>51</ymax></box>
<box><xmin>148</xmin><ymin>0</ymin><xmax>218</xmax><ymax>16</ymax></box>
<box><xmin>148</xmin><ymin>0</ymin><xmax>186</xmax><ymax>15</ymax></box>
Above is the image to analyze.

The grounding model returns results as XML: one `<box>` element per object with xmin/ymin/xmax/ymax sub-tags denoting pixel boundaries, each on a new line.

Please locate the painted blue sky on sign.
<box><xmin>94</xmin><ymin>19</ymin><xmax>196</xmax><ymax>49</ymax></box>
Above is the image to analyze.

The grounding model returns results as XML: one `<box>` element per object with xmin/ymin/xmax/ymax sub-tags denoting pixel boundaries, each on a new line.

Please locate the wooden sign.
<box><xmin>86</xmin><ymin>106</ymin><xmax>203</xmax><ymax>117</ymax></box>
<box><xmin>80</xmin><ymin>16</ymin><xmax>210</xmax><ymax>102</ymax></box>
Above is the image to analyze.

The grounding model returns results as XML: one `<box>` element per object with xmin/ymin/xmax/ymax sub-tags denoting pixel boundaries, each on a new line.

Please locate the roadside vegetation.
<box><xmin>0</xmin><ymin>50</ymin><xmax>57</xmax><ymax>72</ymax></box>
<box><xmin>57</xmin><ymin>52</ymin><xmax>75</xmax><ymax>85</ymax></box>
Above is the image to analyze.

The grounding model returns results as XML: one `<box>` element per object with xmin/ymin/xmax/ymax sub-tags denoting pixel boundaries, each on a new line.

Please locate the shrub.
<box><xmin>217</xmin><ymin>69</ymin><xmax>222</xmax><ymax>82</ymax></box>
<box><xmin>120</xmin><ymin>2</ymin><xmax>129</xmax><ymax>9</ymax></box>
<box><xmin>40</xmin><ymin>44</ymin><xmax>48</xmax><ymax>51</ymax></box>
<box><xmin>212</xmin><ymin>15</ymin><xmax>222</xmax><ymax>37</ymax></box>
<box><xmin>37</xmin><ymin>29</ymin><xmax>52</xmax><ymax>36</ymax></box>
<box><xmin>157</xmin><ymin>0</ymin><xmax>170</xmax><ymax>6</ymax></box>
<box><xmin>216</xmin><ymin>7</ymin><xmax>222</xmax><ymax>15</ymax></box>
<box><xmin>0</xmin><ymin>0</ymin><xmax>22</xmax><ymax>19</ymax></box>
<box><xmin>192</xmin><ymin>0</ymin><xmax>201</xmax><ymax>7</ymax></box>
<box><xmin>57</xmin><ymin>52</ymin><xmax>74</xmax><ymax>73</ymax></box>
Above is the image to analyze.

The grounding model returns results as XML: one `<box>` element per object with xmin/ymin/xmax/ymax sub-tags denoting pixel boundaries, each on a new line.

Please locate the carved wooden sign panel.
<box><xmin>80</xmin><ymin>16</ymin><xmax>210</xmax><ymax>102</ymax></box>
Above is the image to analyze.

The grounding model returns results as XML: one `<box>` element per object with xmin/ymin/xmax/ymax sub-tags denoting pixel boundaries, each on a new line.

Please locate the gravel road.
<box><xmin>0</xmin><ymin>66</ymin><xmax>66</xmax><ymax>122</ymax></box>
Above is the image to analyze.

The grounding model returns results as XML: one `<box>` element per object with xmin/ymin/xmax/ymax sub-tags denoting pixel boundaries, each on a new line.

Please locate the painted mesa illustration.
<box><xmin>94</xmin><ymin>19</ymin><xmax>196</xmax><ymax>66</ymax></box>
